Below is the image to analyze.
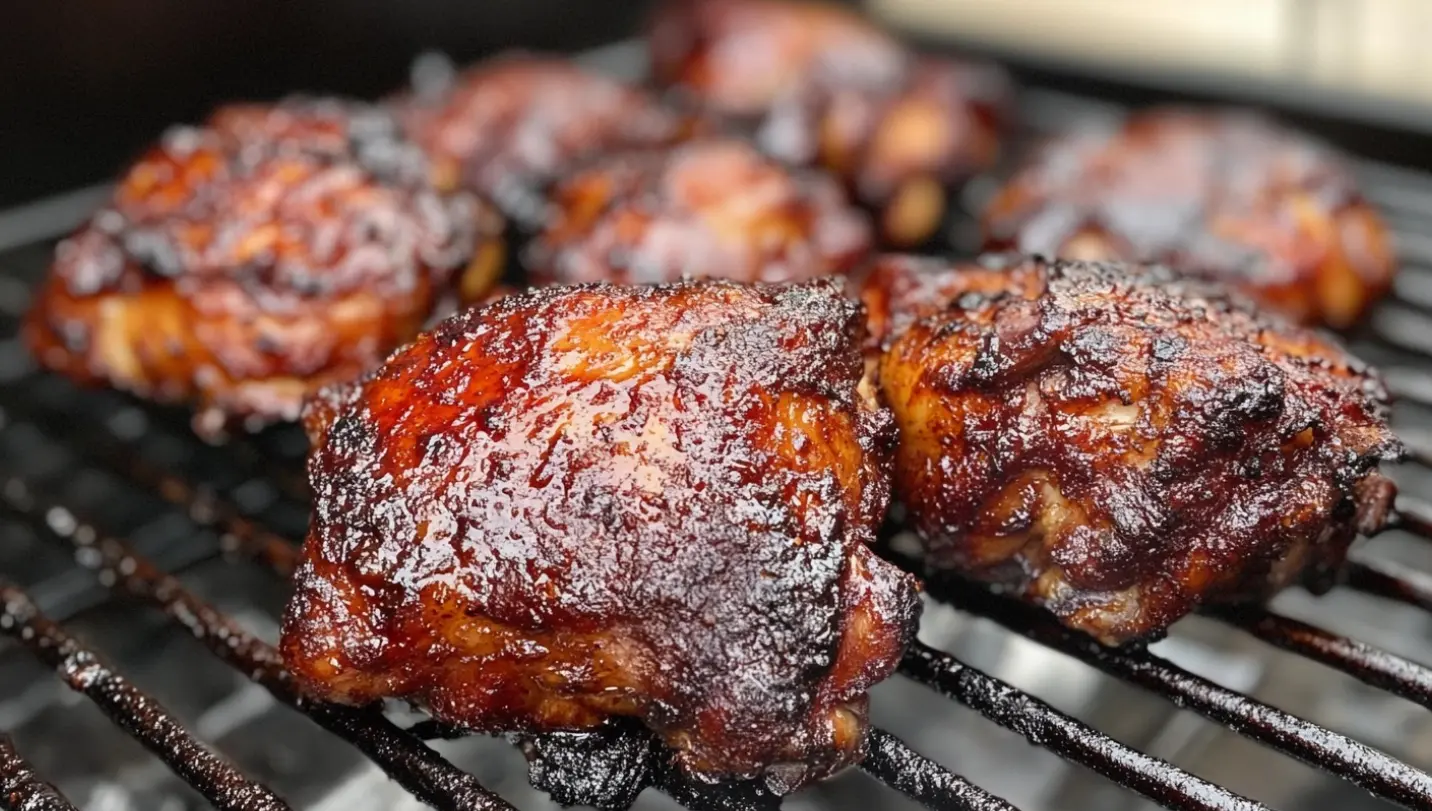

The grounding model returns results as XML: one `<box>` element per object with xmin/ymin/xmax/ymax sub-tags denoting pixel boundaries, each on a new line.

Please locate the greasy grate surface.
<box><xmin>5</xmin><ymin>55</ymin><xmax>1432</xmax><ymax>811</ymax></box>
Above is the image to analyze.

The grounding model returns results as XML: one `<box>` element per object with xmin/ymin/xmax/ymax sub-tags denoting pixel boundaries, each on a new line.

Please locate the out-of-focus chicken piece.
<box><xmin>880</xmin><ymin>255</ymin><xmax>1401</xmax><ymax>645</ymax></box>
<box><xmin>526</xmin><ymin>137</ymin><xmax>873</xmax><ymax>285</ymax></box>
<box><xmin>281</xmin><ymin>279</ymin><xmax>919</xmax><ymax>789</ymax></box>
<box><xmin>23</xmin><ymin>99</ymin><xmax>502</xmax><ymax>439</ymax></box>
<box><xmin>982</xmin><ymin>108</ymin><xmax>1396</xmax><ymax>328</ymax></box>
<box><xmin>649</xmin><ymin>0</ymin><xmax>1013</xmax><ymax>247</ymax></box>
<box><xmin>393</xmin><ymin>52</ymin><xmax>694</xmax><ymax>227</ymax></box>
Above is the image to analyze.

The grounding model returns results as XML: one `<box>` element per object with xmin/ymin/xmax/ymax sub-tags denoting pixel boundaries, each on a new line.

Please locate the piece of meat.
<box><xmin>525</xmin><ymin>137</ymin><xmax>873</xmax><ymax>285</ymax></box>
<box><xmin>649</xmin><ymin>0</ymin><xmax>1012</xmax><ymax>247</ymax></box>
<box><xmin>23</xmin><ymin>98</ymin><xmax>503</xmax><ymax>439</ymax></box>
<box><xmin>877</xmin><ymin>255</ymin><xmax>1400</xmax><ymax>644</ymax></box>
<box><xmin>393</xmin><ymin>52</ymin><xmax>694</xmax><ymax>228</ymax></box>
<box><xmin>852</xmin><ymin>253</ymin><xmax>1020</xmax><ymax>354</ymax></box>
<box><xmin>280</xmin><ymin>278</ymin><xmax>920</xmax><ymax>790</ymax></box>
<box><xmin>981</xmin><ymin>108</ymin><xmax>1397</xmax><ymax>328</ymax></box>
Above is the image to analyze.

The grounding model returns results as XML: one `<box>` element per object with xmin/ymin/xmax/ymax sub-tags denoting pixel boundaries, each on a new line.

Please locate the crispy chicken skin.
<box><xmin>526</xmin><ymin>138</ymin><xmax>873</xmax><ymax>285</ymax></box>
<box><xmin>649</xmin><ymin>0</ymin><xmax>1012</xmax><ymax>247</ymax></box>
<box><xmin>23</xmin><ymin>99</ymin><xmax>502</xmax><ymax>439</ymax></box>
<box><xmin>394</xmin><ymin>52</ymin><xmax>693</xmax><ymax>226</ymax></box>
<box><xmin>281</xmin><ymin>279</ymin><xmax>920</xmax><ymax>788</ymax></box>
<box><xmin>982</xmin><ymin>108</ymin><xmax>1396</xmax><ymax>328</ymax></box>
<box><xmin>878</xmin><ymin>255</ymin><xmax>1400</xmax><ymax>644</ymax></box>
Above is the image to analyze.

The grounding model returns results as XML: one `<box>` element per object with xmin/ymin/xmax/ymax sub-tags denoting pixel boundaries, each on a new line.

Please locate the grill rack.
<box><xmin>4</xmin><ymin>53</ymin><xmax>1432</xmax><ymax>811</ymax></box>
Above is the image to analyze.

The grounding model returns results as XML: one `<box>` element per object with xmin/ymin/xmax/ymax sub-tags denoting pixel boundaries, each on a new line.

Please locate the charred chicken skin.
<box><xmin>649</xmin><ymin>0</ymin><xmax>1012</xmax><ymax>247</ymax></box>
<box><xmin>394</xmin><ymin>52</ymin><xmax>694</xmax><ymax>227</ymax></box>
<box><xmin>525</xmin><ymin>137</ymin><xmax>873</xmax><ymax>285</ymax></box>
<box><xmin>982</xmin><ymin>108</ymin><xmax>1396</xmax><ymax>328</ymax></box>
<box><xmin>281</xmin><ymin>279</ymin><xmax>920</xmax><ymax>789</ymax></box>
<box><xmin>877</xmin><ymin>255</ymin><xmax>1400</xmax><ymax>644</ymax></box>
<box><xmin>24</xmin><ymin>98</ymin><xmax>502</xmax><ymax>439</ymax></box>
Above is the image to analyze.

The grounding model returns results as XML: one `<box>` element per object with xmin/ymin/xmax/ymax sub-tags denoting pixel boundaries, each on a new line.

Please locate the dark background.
<box><xmin>4</xmin><ymin>0</ymin><xmax>1429</xmax><ymax>210</ymax></box>
<box><xmin>0</xmin><ymin>1</ymin><xmax>662</xmax><ymax>207</ymax></box>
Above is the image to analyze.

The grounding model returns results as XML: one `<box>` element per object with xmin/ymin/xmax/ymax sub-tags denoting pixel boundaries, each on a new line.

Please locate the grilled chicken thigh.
<box><xmin>650</xmin><ymin>0</ymin><xmax>1012</xmax><ymax>247</ymax></box>
<box><xmin>281</xmin><ymin>278</ymin><xmax>919</xmax><ymax>788</ymax></box>
<box><xmin>875</xmin><ymin>255</ymin><xmax>1399</xmax><ymax>643</ymax></box>
<box><xmin>24</xmin><ymin>98</ymin><xmax>501</xmax><ymax>438</ymax></box>
<box><xmin>982</xmin><ymin>108</ymin><xmax>1396</xmax><ymax>328</ymax></box>
<box><xmin>526</xmin><ymin>138</ymin><xmax>872</xmax><ymax>285</ymax></box>
<box><xmin>394</xmin><ymin>52</ymin><xmax>693</xmax><ymax>227</ymax></box>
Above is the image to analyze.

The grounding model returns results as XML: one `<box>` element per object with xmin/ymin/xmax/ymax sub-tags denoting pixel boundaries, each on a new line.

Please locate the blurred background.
<box><xmin>6</xmin><ymin>0</ymin><xmax>1432</xmax><ymax>208</ymax></box>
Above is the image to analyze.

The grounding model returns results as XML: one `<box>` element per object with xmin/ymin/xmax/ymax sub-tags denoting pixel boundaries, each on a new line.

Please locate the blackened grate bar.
<box><xmin>899</xmin><ymin>642</ymin><xmax>1267</xmax><ymax>811</ymax></box>
<box><xmin>1345</xmin><ymin>560</ymin><xmax>1432</xmax><ymax>613</ymax></box>
<box><xmin>919</xmin><ymin>572</ymin><xmax>1432</xmax><ymax>811</ymax></box>
<box><xmin>0</xmin><ymin>475</ymin><xmax>518</xmax><ymax>811</ymax></box>
<box><xmin>859</xmin><ymin>729</ymin><xmax>1021</xmax><ymax>811</ymax></box>
<box><xmin>0</xmin><ymin>581</ymin><xmax>291</xmax><ymax>811</ymax></box>
<box><xmin>0</xmin><ymin>734</ymin><xmax>77</xmax><ymax>811</ymax></box>
<box><xmin>1211</xmin><ymin>607</ymin><xmax>1432</xmax><ymax>709</ymax></box>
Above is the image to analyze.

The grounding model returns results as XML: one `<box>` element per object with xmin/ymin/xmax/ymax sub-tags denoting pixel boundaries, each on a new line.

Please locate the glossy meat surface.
<box><xmin>281</xmin><ymin>279</ymin><xmax>919</xmax><ymax>787</ymax></box>
<box><xmin>650</xmin><ymin>0</ymin><xmax>1012</xmax><ymax>247</ymax></box>
<box><xmin>394</xmin><ymin>52</ymin><xmax>693</xmax><ymax>227</ymax></box>
<box><xmin>982</xmin><ymin>108</ymin><xmax>1396</xmax><ymax>328</ymax></box>
<box><xmin>526</xmin><ymin>138</ymin><xmax>873</xmax><ymax>285</ymax></box>
<box><xmin>879</xmin><ymin>256</ymin><xmax>1400</xmax><ymax>644</ymax></box>
<box><xmin>24</xmin><ymin>98</ymin><xmax>502</xmax><ymax>438</ymax></box>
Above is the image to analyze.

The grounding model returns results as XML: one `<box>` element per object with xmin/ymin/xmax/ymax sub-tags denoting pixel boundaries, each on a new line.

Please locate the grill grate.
<box><xmin>4</xmin><ymin>54</ymin><xmax>1432</xmax><ymax>811</ymax></box>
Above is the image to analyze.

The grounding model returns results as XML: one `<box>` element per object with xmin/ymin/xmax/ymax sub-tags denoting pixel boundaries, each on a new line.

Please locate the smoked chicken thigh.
<box><xmin>24</xmin><ymin>98</ymin><xmax>501</xmax><ymax>438</ymax></box>
<box><xmin>982</xmin><ymin>108</ymin><xmax>1396</xmax><ymax>328</ymax></box>
<box><xmin>876</xmin><ymin>255</ymin><xmax>1399</xmax><ymax>644</ymax></box>
<box><xmin>281</xmin><ymin>278</ymin><xmax>919</xmax><ymax>788</ymax></box>
<box><xmin>526</xmin><ymin>137</ymin><xmax>873</xmax><ymax>285</ymax></box>
<box><xmin>649</xmin><ymin>0</ymin><xmax>1012</xmax><ymax>247</ymax></box>
<box><xmin>394</xmin><ymin>52</ymin><xmax>693</xmax><ymax>227</ymax></box>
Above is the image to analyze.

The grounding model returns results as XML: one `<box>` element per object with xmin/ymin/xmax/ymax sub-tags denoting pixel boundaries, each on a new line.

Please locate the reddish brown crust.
<box><xmin>649</xmin><ymin>0</ymin><xmax>1012</xmax><ymax>247</ymax></box>
<box><xmin>281</xmin><ymin>279</ymin><xmax>919</xmax><ymax>787</ymax></box>
<box><xmin>525</xmin><ymin>138</ymin><xmax>873</xmax><ymax>285</ymax></box>
<box><xmin>394</xmin><ymin>52</ymin><xmax>694</xmax><ymax>223</ymax></box>
<box><xmin>878</xmin><ymin>255</ymin><xmax>1401</xmax><ymax>644</ymax></box>
<box><xmin>981</xmin><ymin>108</ymin><xmax>1397</xmax><ymax>328</ymax></box>
<box><xmin>23</xmin><ymin>98</ymin><xmax>501</xmax><ymax>438</ymax></box>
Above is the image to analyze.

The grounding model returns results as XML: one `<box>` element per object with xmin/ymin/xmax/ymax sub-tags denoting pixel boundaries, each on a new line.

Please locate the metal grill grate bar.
<box><xmin>919</xmin><ymin>572</ymin><xmax>1432</xmax><ymax>811</ymax></box>
<box><xmin>1212</xmin><ymin>607</ymin><xmax>1432</xmax><ymax>709</ymax></box>
<box><xmin>0</xmin><ymin>581</ymin><xmax>291</xmax><ymax>811</ymax></box>
<box><xmin>0</xmin><ymin>475</ymin><xmax>518</xmax><ymax>811</ymax></box>
<box><xmin>0</xmin><ymin>734</ymin><xmax>77</xmax><ymax>811</ymax></box>
<box><xmin>860</xmin><ymin>729</ymin><xmax>1022</xmax><ymax>811</ymax></box>
<box><xmin>1345</xmin><ymin>559</ymin><xmax>1432</xmax><ymax>612</ymax></box>
<box><xmin>0</xmin><ymin>398</ymin><xmax>300</xmax><ymax>577</ymax></box>
<box><xmin>899</xmin><ymin>642</ymin><xmax>1267</xmax><ymax>811</ymax></box>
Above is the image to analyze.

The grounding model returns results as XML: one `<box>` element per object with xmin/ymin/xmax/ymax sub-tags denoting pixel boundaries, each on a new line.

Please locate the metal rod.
<box><xmin>1211</xmin><ymin>605</ymin><xmax>1432</xmax><ymax>709</ymax></box>
<box><xmin>0</xmin><ymin>476</ymin><xmax>516</xmax><ymax>811</ymax></box>
<box><xmin>923</xmin><ymin>575</ymin><xmax>1432</xmax><ymax>811</ymax></box>
<box><xmin>0</xmin><ymin>733</ymin><xmax>78</xmax><ymax>811</ymax></box>
<box><xmin>1345</xmin><ymin>560</ymin><xmax>1432</xmax><ymax>613</ymax></box>
<box><xmin>0</xmin><ymin>400</ymin><xmax>300</xmax><ymax>577</ymax></box>
<box><xmin>0</xmin><ymin>581</ymin><xmax>291</xmax><ymax>811</ymax></box>
<box><xmin>901</xmin><ymin>642</ymin><xmax>1267</xmax><ymax>811</ymax></box>
<box><xmin>1392</xmin><ymin>496</ymin><xmax>1432</xmax><ymax>539</ymax></box>
<box><xmin>860</xmin><ymin>728</ymin><xmax>1022</xmax><ymax>811</ymax></box>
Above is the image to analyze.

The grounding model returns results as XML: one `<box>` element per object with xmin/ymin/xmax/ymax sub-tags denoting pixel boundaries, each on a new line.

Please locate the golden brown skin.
<box><xmin>394</xmin><ymin>52</ymin><xmax>694</xmax><ymax>227</ymax></box>
<box><xmin>281</xmin><ymin>279</ymin><xmax>920</xmax><ymax>789</ymax></box>
<box><xmin>982</xmin><ymin>108</ymin><xmax>1397</xmax><ymax>328</ymax></box>
<box><xmin>525</xmin><ymin>138</ymin><xmax>873</xmax><ymax>285</ymax></box>
<box><xmin>878</xmin><ymin>255</ymin><xmax>1400</xmax><ymax>644</ymax></box>
<box><xmin>649</xmin><ymin>0</ymin><xmax>1012</xmax><ymax>247</ymax></box>
<box><xmin>24</xmin><ymin>99</ymin><xmax>504</xmax><ymax>439</ymax></box>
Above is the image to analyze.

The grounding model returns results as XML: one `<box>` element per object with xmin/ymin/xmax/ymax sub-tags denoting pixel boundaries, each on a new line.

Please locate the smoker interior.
<box><xmin>4</xmin><ymin>40</ymin><xmax>1432</xmax><ymax>811</ymax></box>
